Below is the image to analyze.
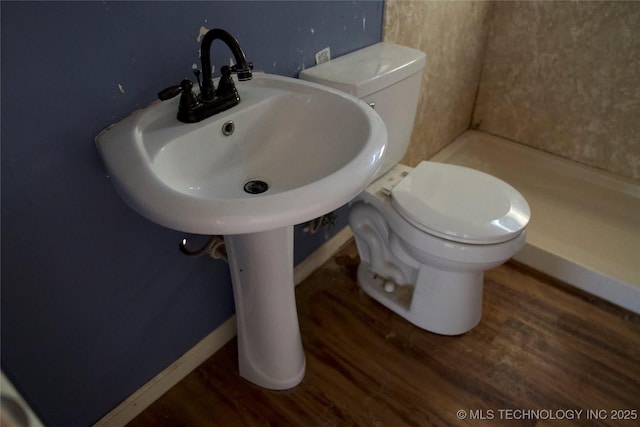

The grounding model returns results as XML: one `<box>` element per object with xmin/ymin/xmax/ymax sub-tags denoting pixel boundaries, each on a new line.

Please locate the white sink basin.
<box><xmin>97</xmin><ymin>73</ymin><xmax>386</xmax><ymax>235</ymax></box>
<box><xmin>96</xmin><ymin>72</ymin><xmax>386</xmax><ymax>391</ymax></box>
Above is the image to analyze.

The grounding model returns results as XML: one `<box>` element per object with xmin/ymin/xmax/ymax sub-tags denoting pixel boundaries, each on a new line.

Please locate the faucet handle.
<box><xmin>158</xmin><ymin>84</ymin><xmax>182</xmax><ymax>101</ymax></box>
<box><xmin>216</xmin><ymin>66</ymin><xmax>240</xmax><ymax>99</ymax></box>
<box><xmin>158</xmin><ymin>80</ymin><xmax>199</xmax><ymax>107</ymax></box>
<box><xmin>178</xmin><ymin>79</ymin><xmax>199</xmax><ymax>110</ymax></box>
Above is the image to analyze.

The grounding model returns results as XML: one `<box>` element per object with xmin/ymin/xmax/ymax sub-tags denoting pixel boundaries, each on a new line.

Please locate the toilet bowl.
<box><xmin>299</xmin><ymin>42</ymin><xmax>530</xmax><ymax>335</ymax></box>
<box><xmin>349</xmin><ymin>162</ymin><xmax>529</xmax><ymax>335</ymax></box>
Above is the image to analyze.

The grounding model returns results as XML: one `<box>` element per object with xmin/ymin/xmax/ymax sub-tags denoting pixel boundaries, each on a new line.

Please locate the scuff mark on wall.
<box><xmin>117</xmin><ymin>83</ymin><xmax>125</xmax><ymax>94</ymax></box>
<box><xmin>197</xmin><ymin>26</ymin><xmax>209</xmax><ymax>43</ymax></box>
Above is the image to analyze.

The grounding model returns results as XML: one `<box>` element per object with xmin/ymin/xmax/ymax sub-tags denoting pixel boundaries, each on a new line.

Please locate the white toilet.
<box><xmin>300</xmin><ymin>43</ymin><xmax>530</xmax><ymax>335</ymax></box>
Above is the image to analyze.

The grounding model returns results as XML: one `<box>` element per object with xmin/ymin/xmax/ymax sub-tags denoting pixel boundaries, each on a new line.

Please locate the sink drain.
<box><xmin>243</xmin><ymin>179</ymin><xmax>269</xmax><ymax>194</ymax></box>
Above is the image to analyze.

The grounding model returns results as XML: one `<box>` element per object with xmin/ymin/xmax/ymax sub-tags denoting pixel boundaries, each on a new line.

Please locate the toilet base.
<box><xmin>357</xmin><ymin>261</ymin><xmax>483</xmax><ymax>335</ymax></box>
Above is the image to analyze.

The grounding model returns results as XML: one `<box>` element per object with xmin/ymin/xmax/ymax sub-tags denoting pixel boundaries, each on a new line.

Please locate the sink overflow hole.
<box><xmin>222</xmin><ymin>121</ymin><xmax>235</xmax><ymax>136</ymax></box>
<box><xmin>243</xmin><ymin>180</ymin><xmax>269</xmax><ymax>194</ymax></box>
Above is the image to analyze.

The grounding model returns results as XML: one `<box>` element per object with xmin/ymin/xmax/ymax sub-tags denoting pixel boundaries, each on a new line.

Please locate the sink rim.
<box><xmin>96</xmin><ymin>73</ymin><xmax>387</xmax><ymax>235</ymax></box>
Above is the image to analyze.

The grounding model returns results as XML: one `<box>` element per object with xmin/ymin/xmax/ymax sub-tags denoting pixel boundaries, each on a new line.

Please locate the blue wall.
<box><xmin>0</xmin><ymin>1</ymin><xmax>383</xmax><ymax>425</ymax></box>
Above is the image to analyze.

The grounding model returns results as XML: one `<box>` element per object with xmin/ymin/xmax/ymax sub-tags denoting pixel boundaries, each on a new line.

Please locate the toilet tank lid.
<box><xmin>299</xmin><ymin>42</ymin><xmax>426</xmax><ymax>98</ymax></box>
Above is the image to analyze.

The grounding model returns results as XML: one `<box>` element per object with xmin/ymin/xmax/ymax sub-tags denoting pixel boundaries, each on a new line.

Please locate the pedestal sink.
<box><xmin>96</xmin><ymin>73</ymin><xmax>386</xmax><ymax>389</ymax></box>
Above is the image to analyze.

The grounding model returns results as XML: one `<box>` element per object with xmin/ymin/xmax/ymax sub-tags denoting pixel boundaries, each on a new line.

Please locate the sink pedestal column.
<box><xmin>224</xmin><ymin>226</ymin><xmax>306</xmax><ymax>389</ymax></box>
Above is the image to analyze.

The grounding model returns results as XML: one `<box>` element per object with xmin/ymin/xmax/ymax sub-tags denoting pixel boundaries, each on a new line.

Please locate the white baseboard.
<box><xmin>93</xmin><ymin>316</ymin><xmax>237</xmax><ymax>427</ymax></box>
<box><xmin>93</xmin><ymin>227</ymin><xmax>353</xmax><ymax>427</ymax></box>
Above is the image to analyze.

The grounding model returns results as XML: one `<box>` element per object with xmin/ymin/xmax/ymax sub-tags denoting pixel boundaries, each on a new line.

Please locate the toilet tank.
<box><xmin>299</xmin><ymin>42</ymin><xmax>426</xmax><ymax>178</ymax></box>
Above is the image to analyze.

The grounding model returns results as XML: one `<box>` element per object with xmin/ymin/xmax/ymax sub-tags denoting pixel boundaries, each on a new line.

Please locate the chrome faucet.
<box><xmin>158</xmin><ymin>29</ymin><xmax>253</xmax><ymax>123</ymax></box>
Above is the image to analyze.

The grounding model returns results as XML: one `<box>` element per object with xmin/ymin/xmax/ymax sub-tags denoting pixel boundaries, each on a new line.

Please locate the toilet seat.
<box><xmin>391</xmin><ymin>161</ymin><xmax>530</xmax><ymax>244</ymax></box>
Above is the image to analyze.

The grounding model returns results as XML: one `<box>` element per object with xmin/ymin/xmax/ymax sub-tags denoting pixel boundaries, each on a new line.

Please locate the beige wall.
<box><xmin>384</xmin><ymin>0</ymin><xmax>493</xmax><ymax>166</ymax></box>
<box><xmin>473</xmin><ymin>1</ymin><xmax>640</xmax><ymax>181</ymax></box>
<box><xmin>385</xmin><ymin>1</ymin><xmax>639</xmax><ymax>181</ymax></box>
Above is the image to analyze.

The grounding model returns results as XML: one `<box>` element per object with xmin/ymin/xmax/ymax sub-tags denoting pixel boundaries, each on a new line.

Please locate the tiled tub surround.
<box><xmin>473</xmin><ymin>1</ymin><xmax>640</xmax><ymax>181</ymax></box>
<box><xmin>383</xmin><ymin>0</ymin><xmax>494</xmax><ymax>164</ymax></box>
<box><xmin>433</xmin><ymin>131</ymin><xmax>640</xmax><ymax>314</ymax></box>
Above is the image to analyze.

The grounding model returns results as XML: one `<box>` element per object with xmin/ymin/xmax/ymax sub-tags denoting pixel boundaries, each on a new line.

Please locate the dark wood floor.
<box><xmin>129</xmin><ymin>242</ymin><xmax>640</xmax><ymax>426</ymax></box>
